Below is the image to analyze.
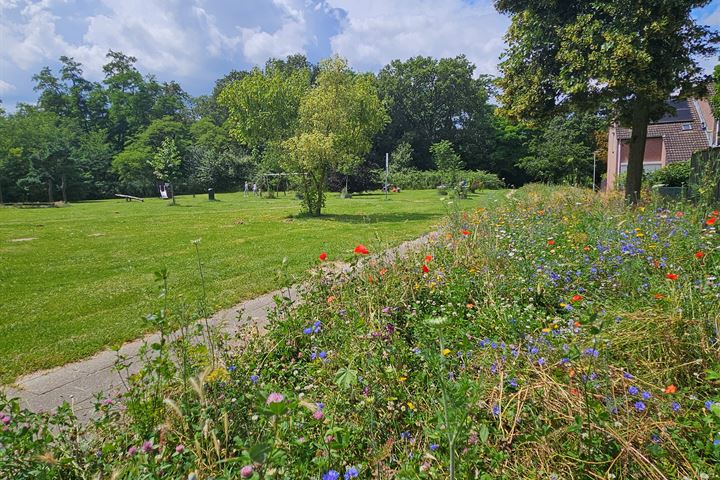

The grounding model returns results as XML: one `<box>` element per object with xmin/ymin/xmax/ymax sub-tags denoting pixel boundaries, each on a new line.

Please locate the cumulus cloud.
<box><xmin>327</xmin><ymin>0</ymin><xmax>508</xmax><ymax>75</ymax></box>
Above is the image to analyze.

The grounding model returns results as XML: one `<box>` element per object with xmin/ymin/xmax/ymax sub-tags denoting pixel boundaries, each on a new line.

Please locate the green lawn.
<box><xmin>0</xmin><ymin>189</ymin><xmax>503</xmax><ymax>383</ymax></box>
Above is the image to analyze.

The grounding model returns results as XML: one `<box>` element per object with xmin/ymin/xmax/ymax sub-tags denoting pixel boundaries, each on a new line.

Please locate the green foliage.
<box><xmin>388</xmin><ymin>170</ymin><xmax>504</xmax><ymax>191</ymax></box>
<box><xmin>150</xmin><ymin>137</ymin><xmax>182</xmax><ymax>183</ymax></box>
<box><xmin>649</xmin><ymin>161</ymin><xmax>691</xmax><ymax>187</ymax></box>
<box><xmin>430</xmin><ymin>140</ymin><xmax>463</xmax><ymax>172</ymax></box>
<box><xmin>495</xmin><ymin>0</ymin><xmax>719</xmax><ymax>200</ymax></box>
<box><xmin>519</xmin><ymin>113</ymin><xmax>605</xmax><ymax>185</ymax></box>
<box><xmin>281</xmin><ymin>57</ymin><xmax>389</xmax><ymax>215</ymax></box>
<box><xmin>376</xmin><ymin>56</ymin><xmax>495</xmax><ymax>171</ymax></box>
<box><xmin>218</xmin><ymin>67</ymin><xmax>310</xmax><ymax>149</ymax></box>
<box><xmin>4</xmin><ymin>186</ymin><xmax>720</xmax><ymax>478</ymax></box>
<box><xmin>390</xmin><ymin>141</ymin><xmax>414</xmax><ymax>173</ymax></box>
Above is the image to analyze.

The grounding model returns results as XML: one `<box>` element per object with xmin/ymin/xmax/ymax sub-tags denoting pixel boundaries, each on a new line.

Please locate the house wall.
<box><xmin>696</xmin><ymin>98</ymin><xmax>717</xmax><ymax>145</ymax></box>
<box><xmin>606</xmin><ymin>136</ymin><xmax>665</xmax><ymax>190</ymax></box>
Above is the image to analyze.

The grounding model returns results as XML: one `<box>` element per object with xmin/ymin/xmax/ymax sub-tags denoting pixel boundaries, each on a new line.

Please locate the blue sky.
<box><xmin>1</xmin><ymin>0</ymin><xmax>719</xmax><ymax>110</ymax></box>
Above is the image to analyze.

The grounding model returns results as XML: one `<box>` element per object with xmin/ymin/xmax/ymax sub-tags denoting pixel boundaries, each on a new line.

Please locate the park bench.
<box><xmin>114</xmin><ymin>194</ymin><xmax>144</xmax><ymax>202</ymax></box>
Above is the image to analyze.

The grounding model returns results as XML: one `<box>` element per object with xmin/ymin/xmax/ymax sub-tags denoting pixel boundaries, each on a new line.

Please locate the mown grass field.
<box><xmin>0</xmin><ymin>189</ymin><xmax>504</xmax><ymax>384</ymax></box>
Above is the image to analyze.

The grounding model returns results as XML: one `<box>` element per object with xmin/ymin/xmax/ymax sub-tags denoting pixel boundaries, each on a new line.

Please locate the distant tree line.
<box><xmin>0</xmin><ymin>50</ymin><xmax>610</xmax><ymax>205</ymax></box>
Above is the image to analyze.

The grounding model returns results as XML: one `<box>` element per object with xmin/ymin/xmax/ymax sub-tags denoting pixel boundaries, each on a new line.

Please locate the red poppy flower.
<box><xmin>422</xmin><ymin>264</ymin><xmax>429</xmax><ymax>273</ymax></box>
<box><xmin>319</xmin><ymin>252</ymin><xmax>327</xmax><ymax>261</ymax></box>
<box><xmin>547</xmin><ymin>239</ymin><xmax>555</xmax><ymax>246</ymax></box>
<box><xmin>461</xmin><ymin>229</ymin><xmax>470</xmax><ymax>236</ymax></box>
<box><xmin>654</xmin><ymin>293</ymin><xmax>665</xmax><ymax>300</ymax></box>
<box><xmin>695</xmin><ymin>251</ymin><xmax>704</xmax><ymax>259</ymax></box>
<box><xmin>379</xmin><ymin>268</ymin><xmax>388</xmax><ymax>276</ymax></box>
<box><xmin>572</xmin><ymin>294</ymin><xmax>583</xmax><ymax>302</ymax></box>
<box><xmin>707</xmin><ymin>216</ymin><xmax>717</xmax><ymax>226</ymax></box>
<box><xmin>713</xmin><ymin>210</ymin><xmax>719</xmax><ymax>216</ymax></box>
<box><xmin>675</xmin><ymin>211</ymin><xmax>684</xmax><ymax>218</ymax></box>
<box><xmin>425</xmin><ymin>255</ymin><xmax>433</xmax><ymax>262</ymax></box>
<box><xmin>663</xmin><ymin>384</ymin><xmax>677</xmax><ymax>394</ymax></box>
<box><xmin>354</xmin><ymin>244</ymin><xmax>369</xmax><ymax>255</ymax></box>
<box><xmin>666</xmin><ymin>273</ymin><xmax>678</xmax><ymax>280</ymax></box>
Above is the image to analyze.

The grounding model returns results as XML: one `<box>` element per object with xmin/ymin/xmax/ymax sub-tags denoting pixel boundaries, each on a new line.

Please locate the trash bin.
<box><xmin>208</xmin><ymin>188</ymin><xmax>215</xmax><ymax>201</ymax></box>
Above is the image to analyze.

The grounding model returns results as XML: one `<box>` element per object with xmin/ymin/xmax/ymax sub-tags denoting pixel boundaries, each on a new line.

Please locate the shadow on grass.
<box><xmin>293</xmin><ymin>212</ymin><xmax>442</xmax><ymax>224</ymax></box>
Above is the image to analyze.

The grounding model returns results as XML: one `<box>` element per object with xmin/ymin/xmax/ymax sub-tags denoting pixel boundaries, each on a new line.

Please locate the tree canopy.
<box><xmin>496</xmin><ymin>0</ymin><xmax>719</xmax><ymax>201</ymax></box>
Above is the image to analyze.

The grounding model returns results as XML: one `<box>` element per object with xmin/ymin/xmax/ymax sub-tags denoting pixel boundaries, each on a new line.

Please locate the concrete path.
<box><xmin>2</xmin><ymin>232</ymin><xmax>436</xmax><ymax>420</ymax></box>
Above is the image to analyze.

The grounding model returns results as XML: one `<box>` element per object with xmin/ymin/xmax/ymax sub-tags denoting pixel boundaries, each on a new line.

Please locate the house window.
<box><xmin>619</xmin><ymin>162</ymin><xmax>663</xmax><ymax>173</ymax></box>
<box><xmin>681</xmin><ymin>123</ymin><xmax>692</xmax><ymax>131</ymax></box>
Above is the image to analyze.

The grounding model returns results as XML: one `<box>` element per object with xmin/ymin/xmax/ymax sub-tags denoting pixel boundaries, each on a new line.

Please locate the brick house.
<box><xmin>606</xmin><ymin>98</ymin><xmax>718</xmax><ymax>189</ymax></box>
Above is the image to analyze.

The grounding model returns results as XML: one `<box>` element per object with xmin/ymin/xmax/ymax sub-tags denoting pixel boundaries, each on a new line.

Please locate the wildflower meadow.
<box><xmin>2</xmin><ymin>185</ymin><xmax>719</xmax><ymax>479</ymax></box>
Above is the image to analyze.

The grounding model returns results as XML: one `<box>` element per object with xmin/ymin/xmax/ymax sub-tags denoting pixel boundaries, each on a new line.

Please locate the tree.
<box><xmin>218</xmin><ymin>66</ymin><xmax>310</xmax><ymax>149</ymax></box>
<box><xmin>519</xmin><ymin>113</ymin><xmax>605</xmax><ymax>185</ymax></box>
<box><xmin>149</xmin><ymin>137</ymin><xmax>182</xmax><ymax>204</ymax></box>
<box><xmin>495</xmin><ymin>0</ymin><xmax>719</xmax><ymax>203</ymax></box>
<box><xmin>430</xmin><ymin>140</ymin><xmax>463</xmax><ymax>171</ymax></box>
<box><xmin>282</xmin><ymin>57</ymin><xmax>389</xmax><ymax>216</ymax></box>
<box><xmin>390</xmin><ymin>141</ymin><xmax>414</xmax><ymax>173</ymax></box>
<box><xmin>376</xmin><ymin>56</ymin><xmax>495</xmax><ymax>170</ymax></box>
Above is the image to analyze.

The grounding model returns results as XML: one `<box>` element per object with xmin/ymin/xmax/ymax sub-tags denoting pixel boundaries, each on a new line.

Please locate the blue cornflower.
<box><xmin>344</xmin><ymin>467</ymin><xmax>359</xmax><ymax>479</ymax></box>
<box><xmin>705</xmin><ymin>400</ymin><xmax>715</xmax><ymax>411</ymax></box>
<box><xmin>623</xmin><ymin>372</ymin><xmax>633</xmax><ymax>380</ymax></box>
<box><xmin>641</xmin><ymin>391</ymin><xmax>651</xmax><ymax>400</ymax></box>
<box><xmin>227</xmin><ymin>365</ymin><xmax>237</xmax><ymax>372</ymax></box>
<box><xmin>560</xmin><ymin>357</ymin><xmax>570</xmax><ymax>365</ymax></box>
<box><xmin>671</xmin><ymin>402</ymin><xmax>681</xmax><ymax>412</ymax></box>
<box><xmin>250</xmin><ymin>374</ymin><xmax>259</xmax><ymax>384</ymax></box>
<box><xmin>316</xmin><ymin>402</ymin><xmax>324</xmax><ymax>410</ymax></box>
<box><xmin>530</xmin><ymin>347</ymin><xmax>539</xmax><ymax>355</ymax></box>
<box><xmin>651</xmin><ymin>434</ymin><xmax>661</xmax><ymax>444</ymax></box>
<box><xmin>311</xmin><ymin>352</ymin><xmax>317</xmax><ymax>361</ymax></box>
<box><xmin>303</xmin><ymin>327</ymin><xmax>314</xmax><ymax>335</ymax></box>
<box><xmin>318</xmin><ymin>351</ymin><xmax>327</xmax><ymax>360</ymax></box>
<box><xmin>714</xmin><ymin>439</ymin><xmax>720</xmax><ymax>447</ymax></box>
<box><xmin>508</xmin><ymin>378</ymin><xmax>518</xmax><ymax>388</ymax></box>
<box><xmin>634</xmin><ymin>401</ymin><xmax>646</xmax><ymax>412</ymax></box>
<box><xmin>538</xmin><ymin>357</ymin><xmax>546</xmax><ymax>366</ymax></box>
<box><xmin>628</xmin><ymin>386</ymin><xmax>639</xmax><ymax>395</ymax></box>
<box><xmin>323</xmin><ymin>470</ymin><xmax>340</xmax><ymax>480</ymax></box>
<box><xmin>583</xmin><ymin>348</ymin><xmax>599</xmax><ymax>358</ymax></box>
<box><xmin>492</xmin><ymin>405</ymin><xmax>501</xmax><ymax>416</ymax></box>
<box><xmin>429</xmin><ymin>444</ymin><xmax>439</xmax><ymax>451</ymax></box>
<box><xmin>400</xmin><ymin>431</ymin><xmax>411</xmax><ymax>440</ymax></box>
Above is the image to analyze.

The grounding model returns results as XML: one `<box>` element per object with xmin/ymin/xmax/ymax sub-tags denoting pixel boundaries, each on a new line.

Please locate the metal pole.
<box><xmin>385</xmin><ymin>152</ymin><xmax>389</xmax><ymax>200</ymax></box>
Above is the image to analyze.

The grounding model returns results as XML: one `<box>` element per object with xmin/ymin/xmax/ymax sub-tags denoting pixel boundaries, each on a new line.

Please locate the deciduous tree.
<box><xmin>495</xmin><ymin>0</ymin><xmax>719</xmax><ymax>202</ymax></box>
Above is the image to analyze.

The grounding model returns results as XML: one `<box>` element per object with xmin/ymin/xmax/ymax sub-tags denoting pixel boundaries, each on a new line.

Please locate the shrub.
<box><xmin>649</xmin><ymin>160</ymin><xmax>691</xmax><ymax>187</ymax></box>
<box><xmin>385</xmin><ymin>169</ymin><xmax>504</xmax><ymax>191</ymax></box>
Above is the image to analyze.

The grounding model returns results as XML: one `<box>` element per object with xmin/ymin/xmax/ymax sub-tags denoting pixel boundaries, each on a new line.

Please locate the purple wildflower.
<box><xmin>429</xmin><ymin>443</ymin><xmax>439</xmax><ymax>451</ymax></box>
<box><xmin>266</xmin><ymin>392</ymin><xmax>284</xmax><ymax>404</ymax></box>
<box><xmin>634</xmin><ymin>401</ymin><xmax>646</xmax><ymax>412</ymax></box>
<box><xmin>323</xmin><ymin>470</ymin><xmax>340</xmax><ymax>480</ymax></box>
<box><xmin>628</xmin><ymin>386</ymin><xmax>639</xmax><ymax>395</ymax></box>
<box><xmin>344</xmin><ymin>467</ymin><xmax>359</xmax><ymax>479</ymax></box>
<box><xmin>641</xmin><ymin>391</ymin><xmax>651</xmax><ymax>400</ymax></box>
<box><xmin>671</xmin><ymin>402</ymin><xmax>681</xmax><ymax>412</ymax></box>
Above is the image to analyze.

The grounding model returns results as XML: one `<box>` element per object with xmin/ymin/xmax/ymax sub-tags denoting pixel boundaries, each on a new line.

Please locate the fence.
<box><xmin>689</xmin><ymin>147</ymin><xmax>720</xmax><ymax>203</ymax></box>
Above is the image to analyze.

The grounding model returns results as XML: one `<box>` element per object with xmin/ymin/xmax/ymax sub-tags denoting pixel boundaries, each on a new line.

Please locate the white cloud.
<box><xmin>327</xmin><ymin>0</ymin><xmax>508</xmax><ymax>75</ymax></box>
<box><xmin>0</xmin><ymin>79</ymin><xmax>16</xmax><ymax>93</ymax></box>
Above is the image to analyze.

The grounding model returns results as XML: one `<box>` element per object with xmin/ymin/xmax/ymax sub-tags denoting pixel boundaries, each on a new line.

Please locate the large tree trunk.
<box><xmin>170</xmin><ymin>183</ymin><xmax>176</xmax><ymax>205</ymax></box>
<box><xmin>47</xmin><ymin>177</ymin><xmax>54</xmax><ymax>203</ymax></box>
<box><xmin>61</xmin><ymin>173</ymin><xmax>67</xmax><ymax>203</ymax></box>
<box><xmin>624</xmin><ymin>104</ymin><xmax>650</xmax><ymax>204</ymax></box>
